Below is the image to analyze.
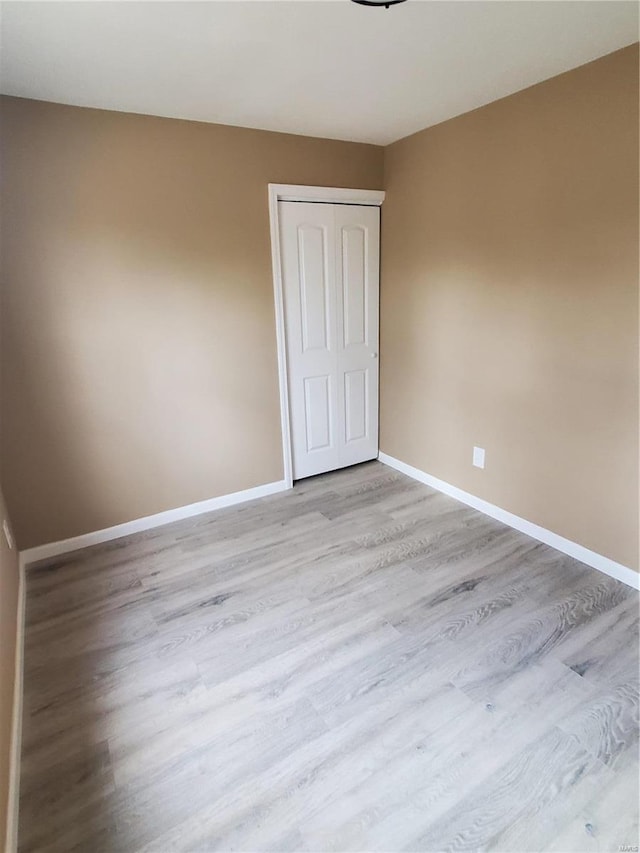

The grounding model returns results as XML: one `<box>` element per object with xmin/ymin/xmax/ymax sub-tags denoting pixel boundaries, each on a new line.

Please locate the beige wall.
<box><xmin>381</xmin><ymin>45</ymin><xmax>639</xmax><ymax>571</ymax></box>
<box><xmin>0</xmin><ymin>490</ymin><xmax>19</xmax><ymax>850</ymax></box>
<box><xmin>0</xmin><ymin>97</ymin><xmax>384</xmax><ymax>549</ymax></box>
<box><xmin>1</xmin><ymin>46</ymin><xmax>638</xmax><ymax>571</ymax></box>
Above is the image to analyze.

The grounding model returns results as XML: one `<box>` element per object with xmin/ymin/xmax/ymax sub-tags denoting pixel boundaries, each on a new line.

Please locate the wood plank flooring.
<box><xmin>18</xmin><ymin>461</ymin><xmax>639</xmax><ymax>852</ymax></box>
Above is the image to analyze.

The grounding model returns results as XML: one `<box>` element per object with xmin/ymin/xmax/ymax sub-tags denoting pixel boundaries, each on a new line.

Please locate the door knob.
<box><xmin>371</xmin><ymin>352</ymin><xmax>378</xmax><ymax>359</ymax></box>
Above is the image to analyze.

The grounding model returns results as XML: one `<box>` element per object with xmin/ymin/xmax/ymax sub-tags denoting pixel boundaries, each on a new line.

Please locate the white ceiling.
<box><xmin>0</xmin><ymin>1</ymin><xmax>637</xmax><ymax>145</ymax></box>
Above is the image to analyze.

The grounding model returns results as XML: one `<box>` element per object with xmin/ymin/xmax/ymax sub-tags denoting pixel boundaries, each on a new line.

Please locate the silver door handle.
<box><xmin>371</xmin><ymin>352</ymin><xmax>378</xmax><ymax>359</ymax></box>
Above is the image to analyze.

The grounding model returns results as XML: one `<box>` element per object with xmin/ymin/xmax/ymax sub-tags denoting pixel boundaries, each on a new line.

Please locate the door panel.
<box><xmin>341</xmin><ymin>226</ymin><xmax>367</xmax><ymax>348</ymax></box>
<box><xmin>303</xmin><ymin>374</ymin><xmax>332</xmax><ymax>452</ymax></box>
<box><xmin>298</xmin><ymin>225</ymin><xmax>330</xmax><ymax>352</ymax></box>
<box><xmin>279</xmin><ymin>200</ymin><xmax>379</xmax><ymax>480</ymax></box>
<box><xmin>344</xmin><ymin>369</ymin><xmax>367</xmax><ymax>443</ymax></box>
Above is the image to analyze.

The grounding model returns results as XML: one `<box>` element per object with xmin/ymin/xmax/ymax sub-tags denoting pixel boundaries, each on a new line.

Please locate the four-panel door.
<box><xmin>279</xmin><ymin>201</ymin><xmax>380</xmax><ymax>479</ymax></box>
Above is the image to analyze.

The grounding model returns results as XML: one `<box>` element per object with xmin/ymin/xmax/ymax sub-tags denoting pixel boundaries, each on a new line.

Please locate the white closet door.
<box><xmin>279</xmin><ymin>201</ymin><xmax>379</xmax><ymax>480</ymax></box>
<box><xmin>335</xmin><ymin>204</ymin><xmax>380</xmax><ymax>469</ymax></box>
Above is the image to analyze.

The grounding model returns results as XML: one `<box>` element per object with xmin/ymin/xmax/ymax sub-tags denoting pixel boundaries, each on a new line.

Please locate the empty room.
<box><xmin>0</xmin><ymin>1</ymin><xmax>638</xmax><ymax>851</ymax></box>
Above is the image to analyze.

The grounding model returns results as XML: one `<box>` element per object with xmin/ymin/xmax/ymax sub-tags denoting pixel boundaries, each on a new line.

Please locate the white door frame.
<box><xmin>268</xmin><ymin>183</ymin><xmax>385</xmax><ymax>488</ymax></box>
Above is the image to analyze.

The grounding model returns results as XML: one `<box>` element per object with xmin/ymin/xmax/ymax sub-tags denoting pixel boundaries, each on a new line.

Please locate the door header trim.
<box><xmin>267</xmin><ymin>184</ymin><xmax>385</xmax><ymax>488</ymax></box>
<box><xmin>269</xmin><ymin>184</ymin><xmax>385</xmax><ymax>207</ymax></box>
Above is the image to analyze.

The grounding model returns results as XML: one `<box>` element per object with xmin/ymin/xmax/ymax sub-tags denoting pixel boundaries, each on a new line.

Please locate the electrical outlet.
<box><xmin>473</xmin><ymin>446</ymin><xmax>485</xmax><ymax>469</ymax></box>
<box><xmin>3</xmin><ymin>519</ymin><xmax>14</xmax><ymax>550</ymax></box>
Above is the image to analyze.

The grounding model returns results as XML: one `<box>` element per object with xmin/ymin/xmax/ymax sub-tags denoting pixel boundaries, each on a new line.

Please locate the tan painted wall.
<box><xmin>0</xmin><ymin>490</ymin><xmax>19</xmax><ymax>851</ymax></box>
<box><xmin>0</xmin><ymin>96</ymin><xmax>384</xmax><ymax>549</ymax></box>
<box><xmin>381</xmin><ymin>45</ymin><xmax>639</xmax><ymax>571</ymax></box>
<box><xmin>1</xmin><ymin>46</ymin><xmax>638</xmax><ymax>570</ymax></box>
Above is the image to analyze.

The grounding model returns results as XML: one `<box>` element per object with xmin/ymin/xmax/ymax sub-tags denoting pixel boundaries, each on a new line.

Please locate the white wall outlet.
<box><xmin>473</xmin><ymin>446</ymin><xmax>485</xmax><ymax>469</ymax></box>
<box><xmin>3</xmin><ymin>518</ymin><xmax>14</xmax><ymax>550</ymax></box>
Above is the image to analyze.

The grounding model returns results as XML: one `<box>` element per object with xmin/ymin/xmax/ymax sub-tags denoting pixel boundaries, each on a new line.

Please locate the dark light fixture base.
<box><xmin>351</xmin><ymin>0</ymin><xmax>408</xmax><ymax>7</ymax></box>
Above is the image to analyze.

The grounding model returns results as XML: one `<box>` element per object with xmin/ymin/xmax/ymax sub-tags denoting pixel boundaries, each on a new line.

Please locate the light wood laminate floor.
<box><xmin>19</xmin><ymin>461</ymin><xmax>639</xmax><ymax>852</ymax></box>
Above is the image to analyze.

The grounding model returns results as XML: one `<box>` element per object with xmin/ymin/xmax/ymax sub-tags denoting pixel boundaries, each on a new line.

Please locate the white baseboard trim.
<box><xmin>378</xmin><ymin>452</ymin><xmax>639</xmax><ymax>591</ymax></box>
<box><xmin>5</xmin><ymin>555</ymin><xmax>26</xmax><ymax>853</ymax></box>
<box><xmin>20</xmin><ymin>479</ymin><xmax>290</xmax><ymax>569</ymax></box>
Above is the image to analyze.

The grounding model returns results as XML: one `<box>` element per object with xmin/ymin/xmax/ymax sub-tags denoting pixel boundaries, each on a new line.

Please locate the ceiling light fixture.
<box><xmin>351</xmin><ymin>0</ymin><xmax>408</xmax><ymax>8</ymax></box>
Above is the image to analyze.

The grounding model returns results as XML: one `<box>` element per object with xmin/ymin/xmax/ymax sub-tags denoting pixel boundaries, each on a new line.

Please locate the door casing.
<box><xmin>268</xmin><ymin>184</ymin><xmax>385</xmax><ymax>488</ymax></box>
